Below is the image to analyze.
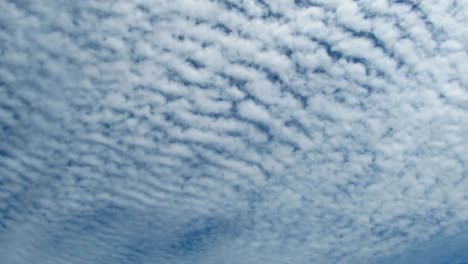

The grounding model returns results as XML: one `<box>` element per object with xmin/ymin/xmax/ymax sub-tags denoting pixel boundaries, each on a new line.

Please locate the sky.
<box><xmin>1</xmin><ymin>0</ymin><xmax>468</xmax><ymax>263</ymax></box>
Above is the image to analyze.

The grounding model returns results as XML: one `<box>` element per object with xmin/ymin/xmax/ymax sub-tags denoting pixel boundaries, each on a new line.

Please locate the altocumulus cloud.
<box><xmin>1</xmin><ymin>0</ymin><xmax>468</xmax><ymax>263</ymax></box>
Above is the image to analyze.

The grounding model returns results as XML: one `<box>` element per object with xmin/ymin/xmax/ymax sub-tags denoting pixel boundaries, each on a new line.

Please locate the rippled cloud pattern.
<box><xmin>1</xmin><ymin>0</ymin><xmax>468</xmax><ymax>263</ymax></box>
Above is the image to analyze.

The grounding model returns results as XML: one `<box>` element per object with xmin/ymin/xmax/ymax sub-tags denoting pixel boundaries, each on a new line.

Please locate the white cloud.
<box><xmin>1</xmin><ymin>0</ymin><xmax>468</xmax><ymax>263</ymax></box>
<box><xmin>237</xmin><ymin>99</ymin><xmax>271</xmax><ymax>124</ymax></box>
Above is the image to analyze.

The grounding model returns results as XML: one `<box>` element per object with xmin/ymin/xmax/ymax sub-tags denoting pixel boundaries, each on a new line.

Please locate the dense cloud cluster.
<box><xmin>1</xmin><ymin>0</ymin><xmax>468</xmax><ymax>263</ymax></box>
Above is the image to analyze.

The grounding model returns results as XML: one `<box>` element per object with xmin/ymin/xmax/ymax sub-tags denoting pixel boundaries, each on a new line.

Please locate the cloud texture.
<box><xmin>1</xmin><ymin>0</ymin><xmax>468</xmax><ymax>263</ymax></box>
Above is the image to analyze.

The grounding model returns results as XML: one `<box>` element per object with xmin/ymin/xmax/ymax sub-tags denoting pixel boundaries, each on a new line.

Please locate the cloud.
<box><xmin>1</xmin><ymin>0</ymin><xmax>468</xmax><ymax>263</ymax></box>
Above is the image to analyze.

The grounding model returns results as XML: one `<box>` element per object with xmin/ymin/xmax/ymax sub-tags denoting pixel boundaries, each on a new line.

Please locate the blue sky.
<box><xmin>1</xmin><ymin>0</ymin><xmax>468</xmax><ymax>263</ymax></box>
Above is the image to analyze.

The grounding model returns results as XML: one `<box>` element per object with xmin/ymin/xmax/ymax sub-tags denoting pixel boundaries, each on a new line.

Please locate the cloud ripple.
<box><xmin>1</xmin><ymin>0</ymin><xmax>468</xmax><ymax>263</ymax></box>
